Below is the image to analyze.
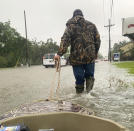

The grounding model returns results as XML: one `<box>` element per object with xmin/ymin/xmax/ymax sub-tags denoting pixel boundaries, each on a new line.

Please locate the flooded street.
<box><xmin>0</xmin><ymin>62</ymin><xmax>134</xmax><ymax>130</ymax></box>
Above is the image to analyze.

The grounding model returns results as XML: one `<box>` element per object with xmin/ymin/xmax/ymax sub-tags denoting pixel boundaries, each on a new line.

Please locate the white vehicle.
<box><xmin>43</xmin><ymin>53</ymin><xmax>67</xmax><ymax>68</ymax></box>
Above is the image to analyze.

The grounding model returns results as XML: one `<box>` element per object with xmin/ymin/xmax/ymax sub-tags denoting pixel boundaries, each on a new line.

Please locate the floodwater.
<box><xmin>0</xmin><ymin>62</ymin><xmax>134</xmax><ymax>130</ymax></box>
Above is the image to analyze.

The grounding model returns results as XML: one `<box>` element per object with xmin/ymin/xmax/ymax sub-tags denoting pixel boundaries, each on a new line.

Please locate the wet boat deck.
<box><xmin>0</xmin><ymin>99</ymin><xmax>94</xmax><ymax>121</ymax></box>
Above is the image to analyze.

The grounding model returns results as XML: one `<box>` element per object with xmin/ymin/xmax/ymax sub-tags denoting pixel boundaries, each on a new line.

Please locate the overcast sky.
<box><xmin>0</xmin><ymin>0</ymin><xmax>133</xmax><ymax>56</ymax></box>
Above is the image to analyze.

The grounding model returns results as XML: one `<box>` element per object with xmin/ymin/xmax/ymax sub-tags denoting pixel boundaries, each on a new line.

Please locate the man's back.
<box><xmin>64</xmin><ymin>16</ymin><xmax>100</xmax><ymax>65</ymax></box>
<box><xmin>57</xmin><ymin>11</ymin><xmax>100</xmax><ymax>65</ymax></box>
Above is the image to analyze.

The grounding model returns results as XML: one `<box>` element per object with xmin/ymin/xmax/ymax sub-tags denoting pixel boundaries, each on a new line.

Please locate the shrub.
<box><xmin>0</xmin><ymin>56</ymin><xmax>8</xmax><ymax>67</ymax></box>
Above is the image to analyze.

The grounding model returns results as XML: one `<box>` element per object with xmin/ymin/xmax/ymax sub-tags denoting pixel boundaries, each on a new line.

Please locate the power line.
<box><xmin>103</xmin><ymin>0</ymin><xmax>115</xmax><ymax>62</ymax></box>
<box><xmin>110</xmin><ymin>0</ymin><xmax>115</xmax><ymax>24</ymax></box>
<box><xmin>110</xmin><ymin>0</ymin><xmax>113</xmax><ymax>19</ymax></box>
<box><xmin>103</xmin><ymin>0</ymin><xmax>106</xmax><ymax>25</ymax></box>
<box><xmin>104</xmin><ymin>19</ymin><xmax>115</xmax><ymax>62</ymax></box>
<box><xmin>112</xmin><ymin>0</ymin><xmax>115</xmax><ymax>24</ymax></box>
<box><xmin>103</xmin><ymin>0</ymin><xmax>114</xmax><ymax>23</ymax></box>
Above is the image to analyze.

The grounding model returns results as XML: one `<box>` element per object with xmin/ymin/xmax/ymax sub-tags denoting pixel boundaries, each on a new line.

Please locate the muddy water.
<box><xmin>0</xmin><ymin>62</ymin><xmax>134</xmax><ymax>130</ymax></box>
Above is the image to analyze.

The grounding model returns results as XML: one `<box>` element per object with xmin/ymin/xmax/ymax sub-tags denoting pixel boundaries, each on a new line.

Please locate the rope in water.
<box><xmin>48</xmin><ymin>58</ymin><xmax>61</xmax><ymax>100</ymax></box>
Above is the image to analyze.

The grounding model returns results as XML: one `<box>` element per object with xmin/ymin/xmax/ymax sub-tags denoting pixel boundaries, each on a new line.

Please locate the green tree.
<box><xmin>130</xmin><ymin>47</ymin><xmax>134</xmax><ymax>60</ymax></box>
<box><xmin>0</xmin><ymin>21</ymin><xmax>59</xmax><ymax>67</ymax></box>
<box><xmin>0</xmin><ymin>21</ymin><xmax>27</xmax><ymax>67</ymax></box>
<box><xmin>0</xmin><ymin>56</ymin><xmax>8</xmax><ymax>67</ymax></box>
<box><xmin>29</xmin><ymin>38</ymin><xmax>59</xmax><ymax>65</ymax></box>
<box><xmin>112</xmin><ymin>40</ymin><xmax>129</xmax><ymax>61</ymax></box>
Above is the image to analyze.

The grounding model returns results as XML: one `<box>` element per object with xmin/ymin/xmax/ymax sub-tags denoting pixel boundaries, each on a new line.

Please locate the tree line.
<box><xmin>0</xmin><ymin>21</ymin><xmax>59</xmax><ymax>67</ymax></box>
<box><xmin>112</xmin><ymin>40</ymin><xmax>134</xmax><ymax>61</ymax></box>
<box><xmin>0</xmin><ymin>21</ymin><xmax>104</xmax><ymax>68</ymax></box>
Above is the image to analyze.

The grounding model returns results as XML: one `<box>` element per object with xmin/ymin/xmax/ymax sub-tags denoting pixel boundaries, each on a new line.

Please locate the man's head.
<box><xmin>73</xmin><ymin>9</ymin><xmax>83</xmax><ymax>17</ymax></box>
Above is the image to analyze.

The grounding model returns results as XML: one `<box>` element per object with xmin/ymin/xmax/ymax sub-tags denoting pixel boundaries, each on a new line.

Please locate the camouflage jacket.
<box><xmin>57</xmin><ymin>16</ymin><xmax>101</xmax><ymax>65</ymax></box>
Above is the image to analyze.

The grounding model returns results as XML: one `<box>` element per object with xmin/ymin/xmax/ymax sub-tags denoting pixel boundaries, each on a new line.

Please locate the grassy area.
<box><xmin>113</xmin><ymin>61</ymin><xmax>134</xmax><ymax>75</ymax></box>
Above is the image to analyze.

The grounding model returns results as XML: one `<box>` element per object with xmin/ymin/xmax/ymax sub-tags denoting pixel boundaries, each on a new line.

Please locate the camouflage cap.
<box><xmin>73</xmin><ymin>9</ymin><xmax>83</xmax><ymax>17</ymax></box>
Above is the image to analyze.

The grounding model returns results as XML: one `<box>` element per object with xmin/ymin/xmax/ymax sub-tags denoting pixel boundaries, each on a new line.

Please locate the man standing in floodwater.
<box><xmin>55</xmin><ymin>9</ymin><xmax>101</xmax><ymax>94</ymax></box>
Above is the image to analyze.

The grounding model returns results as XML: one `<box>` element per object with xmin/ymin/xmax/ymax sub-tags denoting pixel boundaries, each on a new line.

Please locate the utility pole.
<box><xmin>24</xmin><ymin>10</ymin><xmax>29</xmax><ymax>66</ymax></box>
<box><xmin>104</xmin><ymin>19</ymin><xmax>115</xmax><ymax>62</ymax></box>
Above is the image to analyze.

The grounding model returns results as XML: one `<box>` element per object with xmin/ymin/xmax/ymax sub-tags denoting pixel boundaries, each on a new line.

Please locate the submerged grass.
<box><xmin>113</xmin><ymin>61</ymin><xmax>134</xmax><ymax>75</ymax></box>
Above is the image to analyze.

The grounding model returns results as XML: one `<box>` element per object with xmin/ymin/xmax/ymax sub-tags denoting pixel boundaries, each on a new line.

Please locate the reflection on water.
<box><xmin>0</xmin><ymin>62</ymin><xmax>134</xmax><ymax>130</ymax></box>
<box><xmin>60</xmin><ymin>62</ymin><xmax>134</xmax><ymax>131</ymax></box>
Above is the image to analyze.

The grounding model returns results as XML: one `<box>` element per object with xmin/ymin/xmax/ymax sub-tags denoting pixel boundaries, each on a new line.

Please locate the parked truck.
<box><xmin>42</xmin><ymin>53</ymin><xmax>67</xmax><ymax>68</ymax></box>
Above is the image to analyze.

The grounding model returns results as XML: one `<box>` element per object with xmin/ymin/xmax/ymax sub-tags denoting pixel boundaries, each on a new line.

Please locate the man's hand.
<box><xmin>54</xmin><ymin>55</ymin><xmax>60</xmax><ymax>71</ymax></box>
<box><xmin>54</xmin><ymin>55</ymin><xmax>60</xmax><ymax>61</ymax></box>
